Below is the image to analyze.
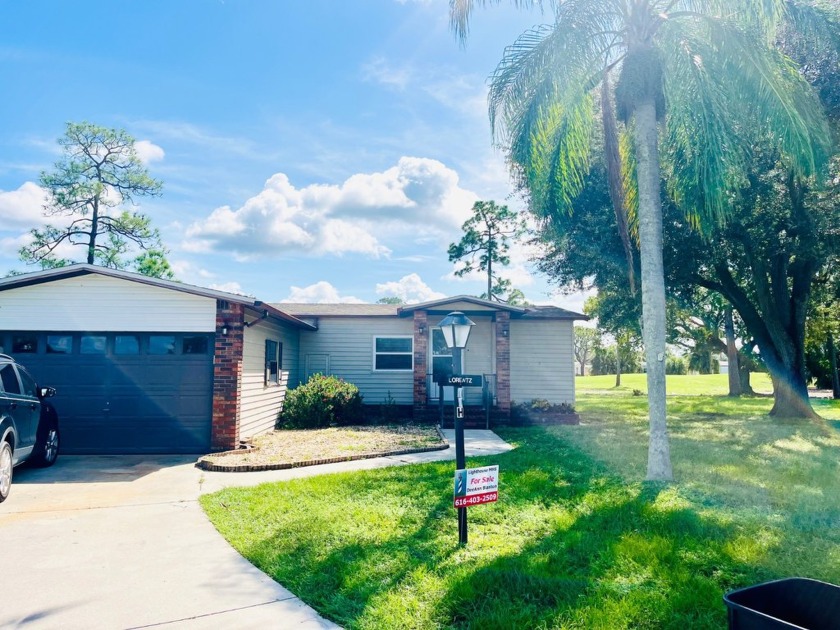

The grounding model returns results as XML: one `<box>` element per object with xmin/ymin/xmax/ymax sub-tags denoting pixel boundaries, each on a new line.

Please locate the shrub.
<box><xmin>378</xmin><ymin>391</ymin><xmax>401</xmax><ymax>424</ymax></box>
<box><xmin>666</xmin><ymin>356</ymin><xmax>688</xmax><ymax>375</ymax></box>
<box><xmin>280</xmin><ymin>374</ymin><xmax>364</xmax><ymax>429</ymax></box>
<box><xmin>513</xmin><ymin>399</ymin><xmax>576</xmax><ymax>415</ymax></box>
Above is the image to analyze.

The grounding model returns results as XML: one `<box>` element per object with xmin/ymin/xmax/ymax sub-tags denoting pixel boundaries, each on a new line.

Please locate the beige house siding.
<box><xmin>298</xmin><ymin>317</ymin><xmax>414</xmax><ymax>405</ymax></box>
<box><xmin>240</xmin><ymin>318</ymin><xmax>301</xmax><ymax>438</ymax></box>
<box><xmin>0</xmin><ymin>274</ymin><xmax>216</xmax><ymax>332</ymax></box>
<box><xmin>509</xmin><ymin>319</ymin><xmax>575</xmax><ymax>405</ymax></box>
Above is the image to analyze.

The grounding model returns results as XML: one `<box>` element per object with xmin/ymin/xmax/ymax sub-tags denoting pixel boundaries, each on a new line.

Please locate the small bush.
<box><xmin>379</xmin><ymin>391</ymin><xmax>401</xmax><ymax>424</ymax></box>
<box><xmin>513</xmin><ymin>399</ymin><xmax>576</xmax><ymax>415</ymax></box>
<box><xmin>280</xmin><ymin>374</ymin><xmax>364</xmax><ymax>429</ymax></box>
<box><xmin>666</xmin><ymin>356</ymin><xmax>688</xmax><ymax>375</ymax></box>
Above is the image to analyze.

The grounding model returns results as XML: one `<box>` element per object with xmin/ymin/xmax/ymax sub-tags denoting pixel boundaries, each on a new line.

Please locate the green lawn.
<box><xmin>576</xmin><ymin>372</ymin><xmax>774</xmax><ymax>396</ymax></box>
<box><xmin>201</xmin><ymin>378</ymin><xmax>840</xmax><ymax>629</ymax></box>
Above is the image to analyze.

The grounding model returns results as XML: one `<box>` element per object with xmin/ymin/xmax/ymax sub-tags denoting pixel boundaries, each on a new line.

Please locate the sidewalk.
<box><xmin>0</xmin><ymin>430</ymin><xmax>513</xmax><ymax>629</ymax></box>
<box><xmin>197</xmin><ymin>429</ymin><xmax>514</xmax><ymax>494</ymax></box>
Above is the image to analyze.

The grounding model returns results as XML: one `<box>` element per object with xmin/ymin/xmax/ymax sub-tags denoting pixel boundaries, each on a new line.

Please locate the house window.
<box><xmin>149</xmin><ymin>335</ymin><xmax>176</xmax><ymax>355</ymax></box>
<box><xmin>183</xmin><ymin>336</ymin><xmax>209</xmax><ymax>355</ymax></box>
<box><xmin>114</xmin><ymin>335</ymin><xmax>141</xmax><ymax>355</ymax></box>
<box><xmin>80</xmin><ymin>335</ymin><xmax>107</xmax><ymax>355</ymax></box>
<box><xmin>46</xmin><ymin>335</ymin><xmax>73</xmax><ymax>354</ymax></box>
<box><xmin>12</xmin><ymin>334</ymin><xmax>38</xmax><ymax>354</ymax></box>
<box><xmin>374</xmin><ymin>336</ymin><xmax>413</xmax><ymax>371</ymax></box>
<box><xmin>265</xmin><ymin>339</ymin><xmax>281</xmax><ymax>386</ymax></box>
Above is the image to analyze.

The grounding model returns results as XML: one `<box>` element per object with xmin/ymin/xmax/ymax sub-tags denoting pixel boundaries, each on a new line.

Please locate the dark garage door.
<box><xmin>3</xmin><ymin>331</ymin><xmax>213</xmax><ymax>454</ymax></box>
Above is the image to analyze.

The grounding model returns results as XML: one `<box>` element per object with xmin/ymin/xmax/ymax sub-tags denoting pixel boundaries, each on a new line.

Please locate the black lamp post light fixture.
<box><xmin>436</xmin><ymin>311</ymin><xmax>475</xmax><ymax>545</ymax></box>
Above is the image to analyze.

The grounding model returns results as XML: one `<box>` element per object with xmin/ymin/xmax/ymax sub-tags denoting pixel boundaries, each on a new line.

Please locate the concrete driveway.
<box><xmin>0</xmin><ymin>431</ymin><xmax>512</xmax><ymax>629</ymax></box>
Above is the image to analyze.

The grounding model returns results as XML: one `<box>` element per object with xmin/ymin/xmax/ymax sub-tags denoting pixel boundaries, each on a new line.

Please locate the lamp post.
<box><xmin>436</xmin><ymin>311</ymin><xmax>475</xmax><ymax>545</ymax></box>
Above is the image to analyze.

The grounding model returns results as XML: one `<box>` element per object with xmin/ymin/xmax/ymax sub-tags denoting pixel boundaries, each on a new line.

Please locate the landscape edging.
<box><xmin>195</xmin><ymin>428</ymin><xmax>451</xmax><ymax>473</ymax></box>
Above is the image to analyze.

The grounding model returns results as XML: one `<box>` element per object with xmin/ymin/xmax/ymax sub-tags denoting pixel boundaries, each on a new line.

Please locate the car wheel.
<box><xmin>0</xmin><ymin>441</ymin><xmax>12</xmax><ymax>503</ymax></box>
<box><xmin>31</xmin><ymin>422</ymin><xmax>60</xmax><ymax>468</ymax></box>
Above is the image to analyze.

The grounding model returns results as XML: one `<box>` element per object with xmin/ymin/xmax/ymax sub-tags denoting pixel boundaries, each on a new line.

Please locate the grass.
<box><xmin>577</xmin><ymin>372</ymin><xmax>774</xmax><ymax>396</ymax></box>
<box><xmin>201</xmin><ymin>376</ymin><xmax>840</xmax><ymax>629</ymax></box>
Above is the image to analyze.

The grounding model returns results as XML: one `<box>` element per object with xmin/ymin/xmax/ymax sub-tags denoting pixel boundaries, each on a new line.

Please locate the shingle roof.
<box><xmin>520</xmin><ymin>305</ymin><xmax>587</xmax><ymax>320</ymax></box>
<box><xmin>277</xmin><ymin>300</ymin><xmax>586</xmax><ymax>320</ymax></box>
<box><xmin>277</xmin><ymin>303</ymin><xmax>401</xmax><ymax>317</ymax></box>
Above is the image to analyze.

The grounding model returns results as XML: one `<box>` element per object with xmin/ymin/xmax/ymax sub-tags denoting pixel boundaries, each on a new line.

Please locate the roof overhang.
<box><xmin>397</xmin><ymin>295</ymin><xmax>527</xmax><ymax>317</ymax></box>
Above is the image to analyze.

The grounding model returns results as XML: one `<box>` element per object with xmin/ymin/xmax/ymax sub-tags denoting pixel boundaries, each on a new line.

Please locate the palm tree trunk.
<box><xmin>633</xmin><ymin>99</ymin><xmax>673</xmax><ymax>482</ymax></box>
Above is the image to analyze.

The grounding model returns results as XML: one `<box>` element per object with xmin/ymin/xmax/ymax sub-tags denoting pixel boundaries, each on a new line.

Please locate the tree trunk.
<box><xmin>738</xmin><ymin>341</ymin><xmax>756</xmax><ymax>396</ymax></box>
<box><xmin>739</xmin><ymin>364</ymin><xmax>754</xmax><ymax>394</ymax></box>
<box><xmin>88</xmin><ymin>195</ymin><xmax>100</xmax><ymax>265</ymax></box>
<box><xmin>633</xmin><ymin>99</ymin><xmax>673</xmax><ymax>481</ymax></box>
<box><xmin>615</xmin><ymin>347</ymin><xmax>622</xmax><ymax>387</ymax></box>
<box><xmin>712</xmin><ymin>264</ymin><xmax>817</xmax><ymax>418</ymax></box>
<box><xmin>768</xmin><ymin>369</ymin><xmax>818</xmax><ymax>418</ymax></box>
<box><xmin>724</xmin><ymin>306</ymin><xmax>741</xmax><ymax>397</ymax></box>
<box><xmin>829</xmin><ymin>331</ymin><xmax>839</xmax><ymax>399</ymax></box>
<box><xmin>487</xmin><ymin>250</ymin><xmax>493</xmax><ymax>301</ymax></box>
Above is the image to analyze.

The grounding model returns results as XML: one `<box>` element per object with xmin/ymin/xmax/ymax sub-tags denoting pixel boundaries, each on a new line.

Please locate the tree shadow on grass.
<box><xmin>207</xmin><ymin>425</ymin><xmax>839</xmax><ymax>629</ymax></box>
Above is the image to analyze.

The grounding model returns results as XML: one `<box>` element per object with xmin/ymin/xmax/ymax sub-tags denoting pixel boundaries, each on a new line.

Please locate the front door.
<box><xmin>430</xmin><ymin>328</ymin><xmax>462</xmax><ymax>402</ymax></box>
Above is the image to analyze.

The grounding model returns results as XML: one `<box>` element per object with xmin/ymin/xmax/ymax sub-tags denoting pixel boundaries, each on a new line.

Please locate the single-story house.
<box><xmin>0</xmin><ymin>265</ymin><xmax>585</xmax><ymax>454</ymax></box>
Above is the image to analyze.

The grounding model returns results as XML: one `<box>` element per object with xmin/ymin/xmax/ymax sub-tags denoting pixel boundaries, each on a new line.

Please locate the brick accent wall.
<box><xmin>495</xmin><ymin>311</ymin><xmax>511</xmax><ymax>411</ymax></box>
<box><xmin>212</xmin><ymin>301</ymin><xmax>244</xmax><ymax>451</ymax></box>
<box><xmin>412</xmin><ymin>310</ymin><xmax>428</xmax><ymax>417</ymax></box>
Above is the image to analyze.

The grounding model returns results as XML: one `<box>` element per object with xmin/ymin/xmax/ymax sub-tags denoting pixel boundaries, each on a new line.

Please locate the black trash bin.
<box><xmin>724</xmin><ymin>577</ymin><xmax>840</xmax><ymax>629</ymax></box>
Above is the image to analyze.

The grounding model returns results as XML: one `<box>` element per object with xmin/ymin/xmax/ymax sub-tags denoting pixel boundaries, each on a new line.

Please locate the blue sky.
<box><xmin>0</xmin><ymin>0</ymin><xmax>585</xmax><ymax>310</ymax></box>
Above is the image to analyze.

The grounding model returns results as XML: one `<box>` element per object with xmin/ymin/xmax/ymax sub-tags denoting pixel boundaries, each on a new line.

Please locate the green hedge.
<box><xmin>279</xmin><ymin>374</ymin><xmax>364</xmax><ymax>428</ymax></box>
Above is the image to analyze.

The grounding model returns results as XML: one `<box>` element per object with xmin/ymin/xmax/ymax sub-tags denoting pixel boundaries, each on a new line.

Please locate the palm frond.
<box><xmin>662</xmin><ymin>0</ymin><xmax>787</xmax><ymax>40</ymax></box>
<box><xmin>602</xmin><ymin>73</ymin><xmax>637</xmax><ymax>292</ymax></box>
<box><xmin>660</xmin><ymin>14</ymin><xmax>830</xmax><ymax>227</ymax></box>
<box><xmin>519</xmin><ymin>92</ymin><xmax>596</xmax><ymax>220</ymax></box>
<box><xmin>449</xmin><ymin>0</ymin><xmax>548</xmax><ymax>42</ymax></box>
<box><xmin>487</xmin><ymin>3</ymin><xmax>621</xmax><ymax>220</ymax></box>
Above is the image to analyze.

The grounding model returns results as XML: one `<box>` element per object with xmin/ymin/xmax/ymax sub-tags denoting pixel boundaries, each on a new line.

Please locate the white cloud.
<box><xmin>546</xmin><ymin>288</ymin><xmax>593</xmax><ymax>318</ymax></box>
<box><xmin>134</xmin><ymin>140</ymin><xmax>165</xmax><ymax>164</ymax></box>
<box><xmin>0</xmin><ymin>233</ymin><xmax>31</xmax><ymax>258</ymax></box>
<box><xmin>0</xmin><ymin>182</ymin><xmax>47</xmax><ymax>229</ymax></box>
<box><xmin>185</xmin><ymin>157</ymin><xmax>476</xmax><ymax>260</ymax></box>
<box><xmin>133</xmin><ymin>120</ymin><xmax>257</xmax><ymax>156</ymax></box>
<box><xmin>168</xmin><ymin>260</ymin><xmax>249</xmax><ymax>297</ymax></box>
<box><xmin>209</xmin><ymin>281</ymin><xmax>246</xmax><ymax>295</ymax></box>
<box><xmin>376</xmin><ymin>273</ymin><xmax>446</xmax><ymax>303</ymax></box>
<box><xmin>362</xmin><ymin>57</ymin><xmax>412</xmax><ymax>90</ymax></box>
<box><xmin>281</xmin><ymin>281</ymin><xmax>366</xmax><ymax>304</ymax></box>
<box><xmin>424</xmin><ymin>75</ymin><xmax>488</xmax><ymax>119</ymax></box>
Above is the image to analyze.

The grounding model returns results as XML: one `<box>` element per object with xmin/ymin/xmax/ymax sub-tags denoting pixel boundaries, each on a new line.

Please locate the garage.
<box><xmin>4</xmin><ymin>331</ymin><xmax>214</xmax><ymax>453</ymax></box>
<box><xmin>0</xmin><ymin>264</ymin><xmax>315</xmax><ymax>454</ymax></box>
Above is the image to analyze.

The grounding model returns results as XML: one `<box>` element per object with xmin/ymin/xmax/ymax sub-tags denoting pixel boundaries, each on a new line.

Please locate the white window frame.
<box><xmin>265</xmin><ymin>339</ymin><xmax>281</xmax><ymax>386</ymax></box>
<box><xmin>373</xmin><ymin>335</ymin><xmax>414</xmax><ymax>372</ymax></box>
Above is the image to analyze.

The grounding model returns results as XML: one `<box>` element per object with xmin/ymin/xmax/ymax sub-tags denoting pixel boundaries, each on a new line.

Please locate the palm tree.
<box><xmin>451</xmin><ymin>0</ymin><xmax>829</xmax><ymax>480</ymax></box>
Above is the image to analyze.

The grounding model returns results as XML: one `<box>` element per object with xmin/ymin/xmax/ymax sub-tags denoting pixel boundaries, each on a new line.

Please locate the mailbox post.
<box><xmin>435</xmin><ymin>311</ymin><xmax>475</xmax><ymax>545</ymax></box>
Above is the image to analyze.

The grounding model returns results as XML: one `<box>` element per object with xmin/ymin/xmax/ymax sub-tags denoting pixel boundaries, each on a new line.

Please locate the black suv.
<box><xmin>0</xmin><ymin>354</ymin><xmax>59</xmax><ymax>502</ymax></box>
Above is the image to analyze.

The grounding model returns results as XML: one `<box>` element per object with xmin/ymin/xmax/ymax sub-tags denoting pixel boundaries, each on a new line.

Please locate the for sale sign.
<box><xmin>454</xmin><ymin>465</ymin><xmax>499</xmax><ymax>508</ymax></box>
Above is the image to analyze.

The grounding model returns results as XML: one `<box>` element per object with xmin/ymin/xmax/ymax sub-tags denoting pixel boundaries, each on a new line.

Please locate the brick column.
<box><xmin>495</xmin><ymin>312</ymin><xmax>511</xmax><ymax>411</ymax></box>
<box><xmin>212</xmin><ymin>301</ymin><xmax>244</xmax><ymax>451</ymax></box>
<box><xmin>412</xmin><ymin>310</ymin><xmax>428</xmax><ymax>418</ymax></box>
